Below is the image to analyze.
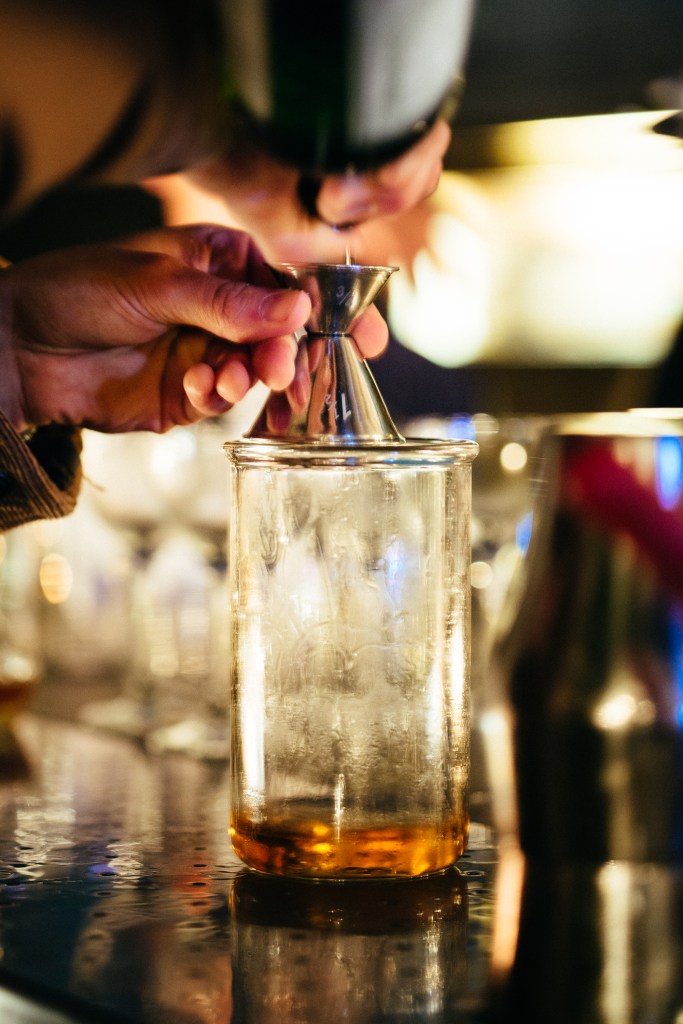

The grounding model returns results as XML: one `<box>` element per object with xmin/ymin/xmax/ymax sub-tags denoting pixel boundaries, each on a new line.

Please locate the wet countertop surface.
<box><xmin>0</xmin><ymin>713</ymin><xmax>495</xmax><ymax>1024</ymax></box>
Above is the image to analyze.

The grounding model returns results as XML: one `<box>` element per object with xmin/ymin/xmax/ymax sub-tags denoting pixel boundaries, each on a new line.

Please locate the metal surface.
<box><xmin>487</xmin><ymin>852</ymin><xmax>683</xmax><ymax>1023</ymax></box>
<box><xmin>247</xmin><ymin>263</ymin><xmax>402</xmax><ymax>443</ymax></box>
<box><xmin>0</xmin><ymin>712</ymin><xmax>495</xmax><ymax>1024</ymax></box>
<box><xmin>487</xmin><ymin>413</ymin><xmax>683</xmax><ymax>863</ymax></box>
<box><xmin>269</xmin><ymin>263</ymin><xmax>397</xmax><ymax>339</ymax></box>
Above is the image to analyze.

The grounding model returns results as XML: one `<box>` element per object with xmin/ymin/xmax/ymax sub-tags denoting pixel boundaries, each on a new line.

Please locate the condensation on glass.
<box><xmin>224</xmin><ymin>437</ymin><xmax>476</xmax><ymax>879</ymax></box>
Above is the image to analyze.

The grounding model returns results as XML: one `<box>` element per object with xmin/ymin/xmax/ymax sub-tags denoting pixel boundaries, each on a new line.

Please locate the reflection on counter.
<box><xmin>0</xmin><ymin>715</ymin><xmax>496</xmax><ymax>1023</ymax></box>
<box><xmin>489</xmin><ymin>850</ymin><xmax>683</xmax><ymax>1024</ymax></box>
<box><xmin>231</xmin><ymin>869</ymin><xmax>468</xmax><ymax>1022</ymax></box>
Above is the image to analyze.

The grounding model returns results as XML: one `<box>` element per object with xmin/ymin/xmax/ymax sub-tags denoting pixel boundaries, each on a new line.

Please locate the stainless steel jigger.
<box><xmin>247</xmin><ymin>262</ymin><xmax>401</xmax><ymax>443</ymax></box>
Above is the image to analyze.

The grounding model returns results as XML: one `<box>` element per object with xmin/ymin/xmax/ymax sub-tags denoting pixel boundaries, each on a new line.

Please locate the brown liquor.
<box><xmin>230</xmin><ymin>809</ymin><xmax>469</xmax><ymax>879</ymax></box>
<box><xmin>0</xmin><ymin>675</ymin><xmax>37</xmax><ymax>725</ymax></box>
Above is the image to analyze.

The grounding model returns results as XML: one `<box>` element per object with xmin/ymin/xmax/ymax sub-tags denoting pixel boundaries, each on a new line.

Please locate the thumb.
<box><xmin>136</xmin><ymin>262</ymin><xmax>312</xmax><ymax>344</ymax></box>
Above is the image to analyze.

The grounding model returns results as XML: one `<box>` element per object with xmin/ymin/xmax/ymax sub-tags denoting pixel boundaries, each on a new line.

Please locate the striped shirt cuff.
<box><xmin>0</xmin><ymin>408</ymin><xmax>82</xmax><ymax>530</ymax></box>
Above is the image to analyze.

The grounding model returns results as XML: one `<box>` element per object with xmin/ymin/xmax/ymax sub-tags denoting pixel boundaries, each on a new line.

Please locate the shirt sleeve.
<box><xmin>0</xmin><ymin>408</ymin><xmax>82</xmax><ymax>531</ymax></box>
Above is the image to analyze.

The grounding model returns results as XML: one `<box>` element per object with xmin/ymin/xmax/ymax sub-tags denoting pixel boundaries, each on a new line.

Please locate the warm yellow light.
<box><xmin>592</xmin><ymin>690</ymin><xmax>656</xmax><ymax>730</ymax></box>
<box><xmin>470</xmin><ymin>560</ymin><xmax>493</xmax><ymax>589</ymax></box>
<box><xmin>39</xmin><ymin>552</ymin><xmax>73</xmax><ymax>604</ymax></box>
<box><xmin>388</xmin><ymin>177</ymin><xmax>494</xmax><ymax>367</ymax></box>
<box><xmin>499</xmin><ymin>442</ymin><xmax>528</xmax><ymax>473</ymax></box>
<box><xmin>388</xmin><ymin>112</ymin><xmax>683</xmax><ymax>369</ymax></box>
<box><xmin>491</xmin><ymin>110</ymin><xmax>683</xmax><ymax>170</ymax></box>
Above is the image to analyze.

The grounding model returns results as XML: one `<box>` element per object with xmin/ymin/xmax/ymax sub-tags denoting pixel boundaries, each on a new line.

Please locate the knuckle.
<box><xmin>209</xmin><ymin>279</ymin><xmax>257</xmax><ymax>340</ymax></box>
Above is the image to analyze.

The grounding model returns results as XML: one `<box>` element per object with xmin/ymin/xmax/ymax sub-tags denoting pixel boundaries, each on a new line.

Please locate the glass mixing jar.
<box><xmin>224</xmin><ymin>436</ymin><xmax>477</xmax><ymax>879</ymax></box>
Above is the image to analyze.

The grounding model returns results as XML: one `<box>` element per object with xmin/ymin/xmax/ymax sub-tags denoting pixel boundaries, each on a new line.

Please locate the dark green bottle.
<box><xmin>219</xmin><ymin>0</ymin><xmax>476</xmax><ymax>173</ymax></box>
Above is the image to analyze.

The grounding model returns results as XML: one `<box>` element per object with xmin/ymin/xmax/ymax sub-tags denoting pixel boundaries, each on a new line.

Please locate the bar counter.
<box><xmin>6</xmin><ymin>680</ymin><xmax>683</xmax><ymax>1023</ymax></box>
<box><xmin>0</xmin><ymin>699</ymin><xmax>495</xmax><ymax>1024</ymax></box>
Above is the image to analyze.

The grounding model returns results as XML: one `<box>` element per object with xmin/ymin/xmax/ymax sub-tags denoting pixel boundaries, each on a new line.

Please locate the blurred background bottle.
<box><xmin>485</xmin><ymin>412</ymin><xmax>683</xmax><ymax>863</ymax></box>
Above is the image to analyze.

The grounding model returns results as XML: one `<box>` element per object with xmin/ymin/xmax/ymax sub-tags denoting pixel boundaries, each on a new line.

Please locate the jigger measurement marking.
<box><xmin>323</xmin><ymin>389</ymin><xmax>352</xmax><ymax>421</ymax></box>
<box><xmin>249</xmin><ymin>261</ymin><xmax>401</xmax><ymax>442</ymax></box>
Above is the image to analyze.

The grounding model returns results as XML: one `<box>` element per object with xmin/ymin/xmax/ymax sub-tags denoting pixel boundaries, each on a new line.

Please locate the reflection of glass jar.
<box><xmin>230</xmin><ymin>867</ymin><xmax>468</xmax><ymax>1023</ymax></box>
<box><xmin>225</xmin><ymin>438</ymin><xmax>477</xmax><ymax>879</ymax></box>
<box><xmin>0</xmin><ymin>525</ymin><xmax>42</xmax><ymax>724</ymax></box>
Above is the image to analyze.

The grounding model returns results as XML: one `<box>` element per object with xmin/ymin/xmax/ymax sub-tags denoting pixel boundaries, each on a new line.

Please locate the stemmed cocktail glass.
<box><xmin>78</xmin><ymin>431</ymin><xmax>177</xmax><ymax>739</ymax></box>
<box><xmin>144</xmin><ymin>417</ymin><xmax>231</xmax><ymax>760</ymax></box>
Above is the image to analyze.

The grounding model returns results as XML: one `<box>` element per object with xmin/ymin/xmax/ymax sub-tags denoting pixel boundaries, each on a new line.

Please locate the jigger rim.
<box><xmin>274</xmin><ymin>260</ymin><xmax>399</xmax><ymax>273</ymax></box>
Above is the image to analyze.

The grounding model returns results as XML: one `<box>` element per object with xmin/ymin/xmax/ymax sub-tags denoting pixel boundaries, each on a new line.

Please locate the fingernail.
<box><xmin>259</xmin><ymin>290</ymin><xmax>305</xmax><ymax>324</ymax></box>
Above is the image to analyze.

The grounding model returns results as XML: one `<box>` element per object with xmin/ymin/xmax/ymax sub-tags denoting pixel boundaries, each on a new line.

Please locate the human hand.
<box><xmin>179</xmin><ymin>120</ymin><xmax>452</xmax><ymax>263</ymax></box>
<box><xmin>0</xmin><ymin>223</ymin><xmax>389</xmax><ymax>434</ymax></box>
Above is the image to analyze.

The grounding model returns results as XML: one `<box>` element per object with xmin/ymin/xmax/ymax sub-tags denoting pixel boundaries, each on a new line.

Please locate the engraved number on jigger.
<box><xmin>336</xmin><ymin>284</ymin><xmax>353</xmax><ymax>308</ymax></box>
<box><xmin>339</xmin><ymin>394</ymin><xmax>352</xmax><ymax>422</ymax></box>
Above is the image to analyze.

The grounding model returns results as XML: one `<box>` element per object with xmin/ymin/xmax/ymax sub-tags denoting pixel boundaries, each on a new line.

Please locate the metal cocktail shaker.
<box><xmin>224</xmin><ymin>262</ymin><xmax>477</xmax><ymax>879</ymax></box>
<box><xmin>485</xmin><ymin>412</ymin><xmax>683</xmax><ymax>863</ymax></box>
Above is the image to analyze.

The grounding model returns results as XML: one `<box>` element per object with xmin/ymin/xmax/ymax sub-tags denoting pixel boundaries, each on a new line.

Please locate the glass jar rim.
<box><xmin>224</xmin><ymin>436</ymin><xmax>478</xmax><ymax>466</ymax></box>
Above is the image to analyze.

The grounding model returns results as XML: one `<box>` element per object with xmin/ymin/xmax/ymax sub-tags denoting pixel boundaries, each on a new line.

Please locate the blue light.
<box><xmin>446</xmin><ymin>415</ymin><xmax>476</xmax><ymax>441</ymax></box>
<box><xmin>656</xmin><ymin>436</ymin><xmax>683</xmax><ymax>510</ymax></box>
<box><xmin>516</xmin><ymin>511</ymin><xmax>533</xmax><ymax>555</ymax></box>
